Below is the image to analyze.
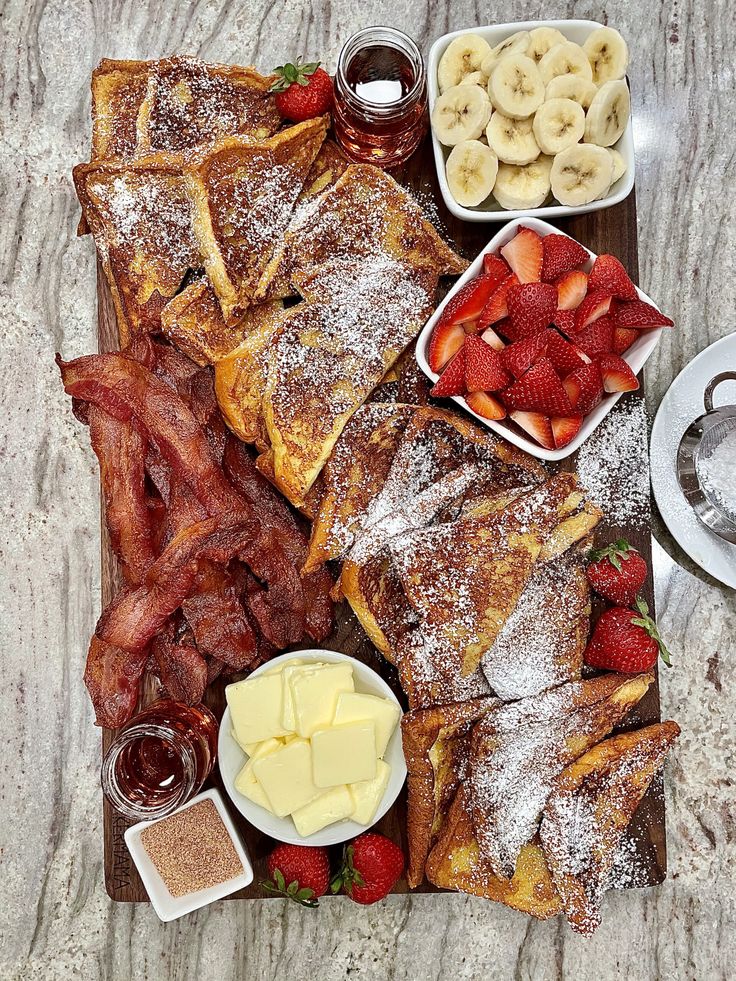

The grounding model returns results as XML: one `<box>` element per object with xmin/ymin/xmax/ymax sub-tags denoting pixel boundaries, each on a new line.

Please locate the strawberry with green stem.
<box><xmin>271</xmin><ymin>58</ymin><xmax>334</xmax><ymax>122</ymax></box>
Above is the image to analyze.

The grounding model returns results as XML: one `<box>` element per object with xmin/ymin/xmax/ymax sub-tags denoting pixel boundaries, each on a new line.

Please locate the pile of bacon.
<box><xmin>57</xmin><ymin>337</ymin><xmax>334</xmax><ymax>728</ymax></box>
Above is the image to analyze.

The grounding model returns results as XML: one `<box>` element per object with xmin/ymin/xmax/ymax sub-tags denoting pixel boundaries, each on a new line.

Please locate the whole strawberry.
<box><xmin>271</xmin><ymin>59</ymin><xmax>333</xmax><ymax>122</ymax></box>
<box><xmin>331</xmin><ymin>833</ymin><xmax>405</xmax><ymax>904</ymax></box>
<box><xmin>584</xmin><ymin>598</ymin><xmax>672</xmax><ymax>673</ymax></box>
<box><xmin>262</xmin><ymin>843</ymin><xmax>330</xmax><ymax>907</ymax></box>
<box><xmin>586</xmin><ymin>538</ymin><xmax>647</xmax><ymax>605</ymax></box>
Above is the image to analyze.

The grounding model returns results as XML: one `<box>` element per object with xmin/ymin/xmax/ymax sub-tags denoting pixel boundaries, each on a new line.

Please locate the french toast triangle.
<box><xmin>468</xmin><ymin>672</ymin><xmax>655</xmax><ymax>879</ymax></box>
<box><xmin>91</xmin><ymin>59</ymin><xmax>150</xmax><ymax>161</ymax></box>
<box><xmin>540</xmin><ymin>721</ymin><xmax>680</xmax><ymax>936</ymax></box>
<box><xmin>186</xmin><ymin>115</ymin><xmax>329</xmax><ymax>324</ymax></box>
<box><xmin>73</xmin><ymin>156</ymin><xmax>200</xmax><ymax>345</ymax></box>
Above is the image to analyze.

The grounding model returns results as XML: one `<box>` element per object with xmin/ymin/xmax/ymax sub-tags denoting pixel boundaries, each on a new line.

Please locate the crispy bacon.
<box><xmin>151</xmin><ymin>625</ymin><xmax>208</xmax><ymax>705</ymax></box>
<box><xmin>182</xmin><ymin>562</ymin><xmax>258</xmax><ymax>670</ymax></box>
<box><xmin>84</xmin><ymin>634</ymin><xmax>149</xmax><ymax>728</ymax></box>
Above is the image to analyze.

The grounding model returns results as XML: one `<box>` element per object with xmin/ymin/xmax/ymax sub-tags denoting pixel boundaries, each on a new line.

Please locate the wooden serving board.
<box><xmin>99</xmin><ymin>134</ymin><xmax>664</xmax><ymax>902</ymax></box>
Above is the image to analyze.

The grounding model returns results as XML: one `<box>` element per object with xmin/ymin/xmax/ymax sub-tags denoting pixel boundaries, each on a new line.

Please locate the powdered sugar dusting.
<box><xmin>696</xmin><ymin>428</ymin><xmax>736</xmax><ymax>518</ymax></box>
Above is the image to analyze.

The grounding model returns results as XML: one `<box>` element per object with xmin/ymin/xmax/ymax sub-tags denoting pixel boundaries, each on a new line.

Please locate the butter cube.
<box><xmin>252</xmin><ymin>739</ymin><xmax>322</xmax><ymax>817</ymax></box>
<box><xmin>333</xmin><ymin>692</ymin><xmax>400</xmax><ymax>758</ymax></box>
<box><xmin>281</xmin><ymin>663</ymin><xmax>325</xmax><ymax>730</ymax></box>
<box><xmin>234</xmin><ymin>738</ymin><xmax>282</xmax><ymax>812</ymax></box>
<box><xmin>292</xmin><ymin>785</ymin><xmax>354</xmax><ymax>837</ymax></box>
<box><xmin>226</xmin><ymin>674</ymin><xmax>290</xmax><ymax>745</ymax></box>
<box><xmin>349</xmin><ymin>759</ymin><xmax>391</xmax><ymax>825</ymax></box>
<box><xmin>291</xmin><ymin>663</ymin><xmax>355</xmax><ymax>738</ymax></box>
<box><xmin>312</xmin><ymin>721</ymin><xmax>377</xmax><ymax>788</ymax></box>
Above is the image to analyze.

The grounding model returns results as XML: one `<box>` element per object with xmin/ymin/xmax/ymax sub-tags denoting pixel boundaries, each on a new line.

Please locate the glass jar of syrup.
<box><xmin>333</xmin><ymin>27</ymin><xmax>428</xmax><ymax>168</ymax></box>
<box><xmin>101</xmin><ymin>700</ymin><xmax>218</xmax><ymax>821</ymax></box>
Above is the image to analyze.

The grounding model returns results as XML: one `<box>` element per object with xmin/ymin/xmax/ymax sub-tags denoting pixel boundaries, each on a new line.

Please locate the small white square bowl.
<box><xmin>415</xmin><ymin>216</ymin><xmax>665</xmax><ymax>461</ymax></box>
<box><xmin>428</xmin><ymin>19</ymin><xmax>635</xmax><ymax>222</ymax></box>
<box><xmin>124</xmin><ymin>788</ymin><xmax>254</xmax><ymax>921</ymax></box>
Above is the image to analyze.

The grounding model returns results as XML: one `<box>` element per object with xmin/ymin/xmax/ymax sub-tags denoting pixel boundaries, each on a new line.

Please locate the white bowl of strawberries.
<box><xmin>415</xmin><ymin>217</ymin><xmax>673</xmax><ymax>460</ymax></box>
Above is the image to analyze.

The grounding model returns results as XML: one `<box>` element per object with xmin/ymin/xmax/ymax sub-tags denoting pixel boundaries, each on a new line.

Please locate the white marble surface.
<box><xmin>1</xmin><ymin>1</ymin><xmax>735</xmax><ymax>979</ymax></box>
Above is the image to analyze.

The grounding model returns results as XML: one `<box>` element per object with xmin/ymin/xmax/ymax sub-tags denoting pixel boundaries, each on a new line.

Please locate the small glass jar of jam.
<box><xmin>332</xmin><ymin>27</ymin><xmax>428</xmax><ymax>168</ymax></box>
<box><xmin>101</xmin><ymin>700</ymin><xmax>218</xmax><ymax>821</ymax></box>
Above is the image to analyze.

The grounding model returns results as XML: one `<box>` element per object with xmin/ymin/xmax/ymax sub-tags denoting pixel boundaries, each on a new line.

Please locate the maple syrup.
<box><xmin>333</xmin><ymin>27</ymin><xmax>427</xmax><ymax>168</ymax></box>
<box><xmin>101</xmin><ymin>700</ymin><xmax>218</xmax><ymax>821</ymax></box>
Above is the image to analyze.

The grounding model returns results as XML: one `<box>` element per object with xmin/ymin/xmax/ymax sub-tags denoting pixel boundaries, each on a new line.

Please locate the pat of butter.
<box><xmin>291</xmin><ymin>663</ymin><xmax>355</xmax><ymax>738</ymax></box>
<box><xmin>349</xmin><ymin>759</ymin><xmax>391</xmax><ymax>825</ymax></box>
<box><xmin>252</xmin><ymin>738</ymin><xmax>321</xmax><ymax>817</ymax></box>
<box><xmin>226</xmin><ymin>674</ymin><xmax>290</xmax><ymax>745</ymax></box>
<box><xmin>234</xmin><ymin>738</ymin><xmax>282</xmax><ymax>812</ymax></box>
<box><xmin>333</xmin><ymin>692</ymin><xmax>400</xmax><ymax>758</ymax></box>
<box><xmin>281</xmin><ymin>663</ymin><xmax>325</xmax><ymax>730</ymax></box>
<box><xmin>312</xmin><ymin>721</ymin><xmax>377</xmax><ymax>788</ymax></box>
<box><xmin>240</xmin><ymin>735</ymin><xmax>283</xmax><ymax>757</ymax></box>
<box><xmin>292</xmin><ymin>785</ymin><xmax>354</xmax><ymax>837</ymax></box>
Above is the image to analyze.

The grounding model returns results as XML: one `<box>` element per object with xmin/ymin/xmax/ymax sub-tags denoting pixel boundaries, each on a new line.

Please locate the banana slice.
<box><xmin>608</xmin><ymin>147</ymin><xmax>627</xmax><ymax>182</ymax></box>
<box><xmin>532</xmin><ymin>98</ymin><xmax>585</xmax><ymax>155</ymax></box>
<box><xmin>545</xmin><ymin>74</ymin><xmax>598</xmax><ymax>110</ymax></box>
<box><xmin>480</xmin><ymin>31</ymin><xmax>531</xmax><ymax>76</ymax></box>
<box><xmin>432</xmin><ymin>84</ymin><xmax>492</xmax><ymax>145</ymax></box>
<box><xmin>550</xmin><ymin>144</ymin><xmax>614</xmax><ymax>206</ymax></box>
<box><xmin>459</xmin><ymin>70</ymin><xmax>487</xmax><ymax>87</ymax></box>
<box><xmin>583</xmin><ymin>27</ymin><xmax>629</xmax><ymax>85</ymax></box>
<box><xmin>526</xmin><ymin>26</ymin><xmax>567</xmax><ymax>64</ymax></box>
<box><xmin>446</xmin><ymin>140</ymin><xmax>499</xmax><ymax>206</ymax></box>
<box><xmin>538</xmin><ymin>41</ymin><xmax>593</xmax><ymax>86</ymax></box>
<box><xmin>493</xmin><ymin>155</ymin><xmax>553</xmax><ymax>210</ymax></box>
<box><xmin>486</xmin><ymin>111</ymin><xmax>540</xmax><ymax>165</ymax></box>
<box><xmin>584</xmin><ymin>79</ymin><xmax>630</xmax><ymax>146</ymax></box>
<box><xmin>488</xmin><ymin>54</ymin><xmax>545</xmax><ymax>120</ymax></box>
<box><xmin>438</xmin><ymin>34</ymin><xmax>493</xmax><ymax>92</ymax></box>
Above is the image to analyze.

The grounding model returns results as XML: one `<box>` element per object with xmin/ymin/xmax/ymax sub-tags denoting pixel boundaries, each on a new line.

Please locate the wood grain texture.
<box><xmin>1</xmin><ymin>1</ymin><xmax>735</xmax><ymax>978</ymax></box>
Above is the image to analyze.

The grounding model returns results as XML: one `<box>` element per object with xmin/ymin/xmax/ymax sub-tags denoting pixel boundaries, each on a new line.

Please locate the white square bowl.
<box><xmin>428</xmin><ymin>19</ymin><xmax>635</xmax><ymax>222</ymax></box>
<box><xmin>124</xmin><ymin>788</ymin><xmax>254</xmax><ymax>921</ymax></box>
<box><xmin>415</xmin><ymin>216</ymin><xmax>665</xmax><ymax>461</ymax></box>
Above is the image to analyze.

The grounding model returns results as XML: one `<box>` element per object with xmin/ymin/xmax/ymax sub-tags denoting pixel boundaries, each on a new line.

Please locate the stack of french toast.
<box><xmin>71</xmin><ymin>56</ymin><xmax>679</xmax><ymax>935</ymax></box>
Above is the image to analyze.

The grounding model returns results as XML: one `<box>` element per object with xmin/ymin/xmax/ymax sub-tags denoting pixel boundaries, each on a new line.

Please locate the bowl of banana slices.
<box><xmin>428</xmin><ymin>20</ymin><xmax>635</xmax><ymax>221</ymax></box>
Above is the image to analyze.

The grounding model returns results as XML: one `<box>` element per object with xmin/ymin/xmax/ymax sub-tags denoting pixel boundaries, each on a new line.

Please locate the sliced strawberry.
<box><xmin>598</xmin><ymin>353</ymin><xmax>640</xmax><ymax>393</ymax></box>
<box><xmin>443</xmin><ymin>273</ymin><xmax>501</xmax><ymax>327</ymax></box>
<box><xmin>501</xmin><ymin>357</ymin><xmax>574</xmax><ymax>416</ymax></box>
<box><xmin>500</xmin><ymin>332</ymin><xmax>548</xmax><ymax>379</ymax></box>
<box><xmin>551</xmin><ymin>414</ymin><xmax>583</xmax><ymax>449</ymax></box>
<box><xmin>563</xmin><ymin>362</ymin><xmax>604</xmax><ymax>414</ymax></box>
<box><xmin>553</xmin><ymin>308</ymin><xmax>576</xmax><ymax>337</ymax></box>
<box><xmin>541</xmin><ymin>234</ymin><xmax>589</xmax><ymax>282</ymax></box>
<box><xmin>544</xmin><ymin>328</ymin><xmax>588</xmax><ymax>377</ymax></box>
<box><xmin>466</xmin><ymin>390</ymin><xmax>506</xmax><ymax>420</ymax></box>
<box><xmin>614</xmin><ymin>299</ymin><xmax>674</xmax><ymax>329</ymax></box>
<box><xmin>430</xmin><ymin>348</ymin><xmax>466</xmax><ymax>397</ymax></box>
<box><xmin>509</xmin><ymin>409</ymin><xmax>555</xmax><ymax>449</ymax></box>
<box><xmin>574</xmin><ymin>290</ymin><xmax>613</xmax><ymax>331</ymax></box>
<box><xmin>555</xmin><ymin>269</ymin><xmax>588</xmax><ymax>311</ymax></box>
<box><xmin>480</xmin><ymin>325</ymin><xmax>505</xmax><ymax>351</ymax></box>
<box><xmin>587</xmin><ymin>254</ymin><xmax>638</xmax><ymax>301</ymax></box>
<box><xmin>428</xmin><ymin>318</ymin><xmax>465</xmax><ymax>371</ymax></box>
<box><xmin>500</xmin><ymin>227</ymin><xmax>543</xmax><ymax>283</ymax></box>
<box><xmin>507</xmin><ymin>282</ymin><xmax>557</xmax><ymax>338</ymax></box>
<box><xmin>478</xmin><ymin>274</ymin><xmax>519</xmax><ymax>327</ymax></box>
<box><xmin>612</xmin><ymin>326</ymin><xmax>638</xmax><ymax>355</ymax></box>
<box><xmin>574</xmin><ymin>315</ymin><xmax>615</xmax><ymax>359</ymax></box>
<box><xmin>482</xmin><ymin>252</ymin><xmax>512</xmax><ymax>286</ymax></box>
<box><xmin>464</xmin><ymin>336</ymin><xmax>511</xmax><ymax>392</ymax></box>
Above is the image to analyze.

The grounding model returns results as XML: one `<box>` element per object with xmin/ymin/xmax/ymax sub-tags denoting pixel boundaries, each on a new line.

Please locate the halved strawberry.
<box><xmin>509</xmin><ymin>409</ymin><xmax>555</xmax><ymax>449</ymax></box>
<box><xmin>563</xmin><ymin>362</ymin><xmax>604</xmax><ymax>414</ymax></box>
<box><xmin>500</xmin><ymin>227</ymin><xmax>543</xmax><ymax>283</ymax></box>
<box><xmin>541</xmin><ymin>234</ymin><xmax>589</xmax><ymax>282</ymax></box>
<box><xmin>428</xmin><ymin>319</ymin><xmax>465</xmax><ymax>371</ymax></box>
<box><xmin>482</xmin><ymin>252</ymin><xmax>512</xmax><ymax>286</ymax></box>
<box><xmin>553</xmin><ymin>308</ymin><xmax>576</xmax><ymax>337</ymax></box>
<box><xmin>507</xmin><ymin>282</ymin><xmax>557</xmax><ymax>338</ymax></box>
<box><xmin>501</xmin><ymin>357</ymin><xmax>574</xmax><ymax>415</ymax></box>
<box><xmin>464</xmin><ymin>335</ymin><xmax>511</xmax><ymax>392</ymax></box>
<box><xmin>551</xmin><ymin>414</ymin><xmax>583</xmax><ymax>448</ymax></box>
<box><xmin>544</xmin><ymin>328</ymin><xmax>588</xmax><ymax>377</ymax></box>
<box><xmin>574</xmin><ymin>290</ymin><xmax>613</xmax><ymax>331</ymax></box>
<box><xmin>612</xmin><ymin>326</ymin><xmax>638</xmax><ymax>355</ymax></box>
<box><xmin>555</xmin><ymin>269</ymin><xmax>588</xmax><ymax>311</ymax></box>
<box><xmin>480</xmin><ymin>326</ymin><xmax>505</xmax><ymax>351</ymax></box>
<box><xmin>430</xmin><ymin>348</ymin><xmax>466</xmax><ymax>397</ymax></box>
<box><xmin>442</xmin><ymin>273</ymin><xmax>501</xmax><ymax>326</ymax></box>
<box><xmin>466</xmin><ymin>390</ymin><xmax>506</xmax><ymax>420</ymax></box>
<box><xmin>574</xmin><ymin>315</ymin><xmax>615</xmax><ymax>359</ymax></box>
<box><xmin>614</xmin><ymin>299</ymin><xmax>674</xmax><ymax>329</ymax></box>
<box><xmin>598</xmin><ymin>353</ymin><xmax>640</xmax><ymax>393</ymax></box>
<box><xmin>478</xmin><ymin>274</ymin><xmax>519</xmax><ymax>327</ymax></box>
<box><xmin>587</xmin><ymin>254</ymin><xmax>638</xmax><ymax>301</ymax></box>
<box><xmin>500</xmin><ymin>331</ymin><xmax>549</xmax><ymax>378</ymax></box>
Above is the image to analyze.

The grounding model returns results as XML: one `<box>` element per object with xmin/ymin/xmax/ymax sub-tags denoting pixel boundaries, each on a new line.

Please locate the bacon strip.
<box><xmin>182</xmin><ymin>562</ymin><xmax>258</xmax><ymax>669</ymax></box>
<box><xmin>151</xmin><ymin>626</ymin><xmax>208</xmax><ymax>706</ymax></box>
<box><xmin>84</xmin><ymin>635</ymin><xmax>149</xmax><ymax>728</ymax></box>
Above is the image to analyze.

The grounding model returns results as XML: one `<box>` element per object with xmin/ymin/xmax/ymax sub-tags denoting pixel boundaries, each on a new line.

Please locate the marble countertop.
<box><xmin>1</xmin><ymin>1</ymin><xmax>734</xmax><ymax>978</ymax></box>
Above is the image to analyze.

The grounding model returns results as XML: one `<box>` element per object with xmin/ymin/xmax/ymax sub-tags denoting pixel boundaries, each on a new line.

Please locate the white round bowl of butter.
<box><xmin>218</xmin><ymin>649</ymin><xmax>407</xmax><ymax>846</ymax></box>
